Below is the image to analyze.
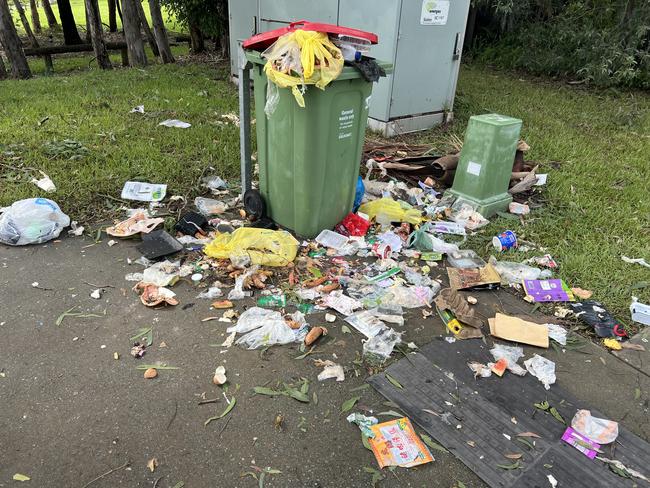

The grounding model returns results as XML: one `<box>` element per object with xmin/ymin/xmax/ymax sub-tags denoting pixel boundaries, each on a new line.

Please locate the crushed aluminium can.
<box><xmin>492</xmin><ymin>230</ymin><xmax>518</xmax><ymax>251</ymax></box>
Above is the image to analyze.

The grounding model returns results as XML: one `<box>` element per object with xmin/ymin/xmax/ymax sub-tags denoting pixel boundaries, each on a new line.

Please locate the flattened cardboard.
<box><xmin>447</xmin><ymin>263</ymin><xmax>501</xmax><ymax>291</ymax></box>
<box><xmin>489</xmin><ymin>313</ymin><xmax>549</xmax><ymax>348</ymax></box>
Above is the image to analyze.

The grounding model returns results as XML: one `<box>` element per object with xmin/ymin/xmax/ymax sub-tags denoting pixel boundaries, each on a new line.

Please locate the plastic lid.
<box><xmin>242</xmin><ymin>20</ymin><xmax>378</xmax><ymax>50</ymax></box>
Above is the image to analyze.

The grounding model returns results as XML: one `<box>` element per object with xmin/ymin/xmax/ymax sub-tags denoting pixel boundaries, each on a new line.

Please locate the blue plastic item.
<box><xmin>353</xmin><ymin>176</ymin><xmax>365</xmax><ymax>212</ymax></box>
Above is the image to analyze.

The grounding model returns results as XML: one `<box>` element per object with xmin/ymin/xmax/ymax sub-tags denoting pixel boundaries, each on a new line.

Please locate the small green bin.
<box><xmin>246</xmin><ymin>50</ymin><xmax>389</xmax><ymax>238</ymax></box>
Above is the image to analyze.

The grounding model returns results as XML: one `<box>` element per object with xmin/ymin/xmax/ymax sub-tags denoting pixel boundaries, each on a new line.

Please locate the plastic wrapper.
<box><xmin>571</xmin><ymin>410</ymin><xmax>619</xmax><ymax>444</ymax></box>
<box><xmin>262</xmin><ymin>30</ymin><xmax>344</xmax><ymax>111</ymax></box>
<box><xmin>344</xmin><ymin>309</ymin><xmax>387</xmax><ymax>338</ymax></box>
<box><xmin>407</xmin><ymin>228</ymin><xmax>459</xmax><ymax>254</ymax></box>
<box><xmin>320</xmin><ymin>290</ymin><xmax>363</xmax><ymax>315</ymax></box>
<box><xmin>489</xmin><ymin>256</ymin><xmax>551</xmax><ymax>285</ymax></box>
<box><xmin>194</xmin><ymin>197</ymin><xmax>228</xmax><ymax>216</ymax></box>
<box><xmin>141</xmin><ymin>260</ymin><xmax>181</xmax><ymax>286</ymax></box>
<box><xmin>196</xmin><ymin>287</ymin><xmax>223</xmax><ymax>299</ymax></box>
<box><xmin>490</xmin><ymin>343</ymin><xmax>527</xmax><ymax>376</ymax></box>
<box><xmin>347</xmin><ymin>413</ymin><xmax>378</xmax><ymax>438</ymax></box>
<box><xmin>363</xmin><ymin>328</ymin><xmax>402</xmax><ymax>359</ymax></box>
<box><xmin>449</xmin><ymin>201</ymin><xmax>489</xmax><ymax>230</ymax></box>
<box><xmin>381</xmin><ymin>284</ymin><xmax>439</xmax><ymax>309</ymax></box>
<box><xmin>447</xmin><ymin>250</ymin><xmax>487</xmax><ymax>269</ymax></box>
<box><xmin>0</xmin><ymin>198</ymin><xmax>70</xmax><ymax>246</ymax></box>
<box><xmin>546</xmin><ymin>323</ymin><xmax>567</xmax><ymax>345</ymax></box>
<box><xmin>227</xmin><ymin>307</ymin><xmax>303</xmax><ymax>349</ymax></box>
<box><xmin>358</xmin><ymin>198</ymin><xmax>424</xmax><ymax>225</ymax></box>
<box><xmin>204</xmin><ymin>228</ymin><xmax>299</xmax><ymax>267</ymax></box>
<box><xmin>524</xmin><ymin>354</ymin><xmax>556</xmax><ymax>390</ymax></box>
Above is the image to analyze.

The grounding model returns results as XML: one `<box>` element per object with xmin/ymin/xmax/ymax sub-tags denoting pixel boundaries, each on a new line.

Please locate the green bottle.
<box><xmin>257</xmin><ymin>295</ymin><xmax>286</xmax><ymax>307</ymax></box>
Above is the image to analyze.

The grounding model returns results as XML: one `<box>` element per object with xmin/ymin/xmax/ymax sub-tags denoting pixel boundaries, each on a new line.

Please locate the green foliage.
<box><xmin>471</xmin><ymin>0</ymin><xmax>650</xmax><ymax>89</ymax></box>
<box><xmin>159</xmin><ymin>0</ymin><xmax>227</xmax><ymax>38</ymax></box>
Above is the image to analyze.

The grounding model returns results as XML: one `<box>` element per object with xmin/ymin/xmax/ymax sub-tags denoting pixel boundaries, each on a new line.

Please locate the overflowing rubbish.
<box><xmin>0</xmin><ymin>198</ymin><xmax>70</xmax><ymax>245</ymax></box>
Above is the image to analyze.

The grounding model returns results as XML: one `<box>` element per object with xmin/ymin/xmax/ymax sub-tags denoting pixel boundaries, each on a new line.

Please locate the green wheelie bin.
<box><xmin>243</xmin><ymin>24</ymin><xmax>388</xmax><ymax>238</ymax></box>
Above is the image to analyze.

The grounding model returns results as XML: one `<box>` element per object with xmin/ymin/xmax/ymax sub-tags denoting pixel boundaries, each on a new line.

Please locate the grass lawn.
<box><xmin>1</xmin><ymin>57</ymin><xmax>649</xmax><ymax>326</ymax></box>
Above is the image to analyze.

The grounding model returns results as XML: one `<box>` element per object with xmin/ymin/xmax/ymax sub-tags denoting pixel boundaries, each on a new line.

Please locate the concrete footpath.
<box><xmin>1</xmin><ymin>237</ymin><xmax>648</xmax><ymax>487</ymax></box>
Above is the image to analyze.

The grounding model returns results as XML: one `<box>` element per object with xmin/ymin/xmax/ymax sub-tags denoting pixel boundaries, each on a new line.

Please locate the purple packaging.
<box><xmin>492</xmin><ymin>230</ymin><xmax>518</xmax><ymax>251</ymax></box>
<box><xmin>561</xmin><ymin>427</ymin><xmax>600</xmax><ymax>459</ymax></box>
<box><xmin>523</xmin><ymin>279</ymin><xmax>575</xmax><ymax>302</ymax></box>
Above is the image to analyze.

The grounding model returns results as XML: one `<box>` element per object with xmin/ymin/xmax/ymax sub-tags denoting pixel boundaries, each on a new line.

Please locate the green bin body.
<box><xmin>447</xmin><ymin>113</ymin><xmax>522</xmax><ymax>217</ymax></box>
<box><xmin>246</xmin><ymin>50</ymin><xmax>384</xmax><ymax>238</ymax></box>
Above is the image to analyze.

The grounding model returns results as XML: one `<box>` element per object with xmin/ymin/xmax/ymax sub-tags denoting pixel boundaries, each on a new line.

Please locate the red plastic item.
<box><xmin>335</xmin><ymin>213</ymin><xmax>371</xmax><ymax>237</ymax></box>
<box><xmin>242</xmin><ymin>20</ymin><xmax>378</xmax><ymax>51</ymax></box>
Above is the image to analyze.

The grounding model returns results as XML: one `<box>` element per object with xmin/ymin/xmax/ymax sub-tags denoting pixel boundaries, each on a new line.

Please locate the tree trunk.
<box><xmin>147</xmin><ymin>0</ymin><xmax>172</xmax><ymax>63</ymax></box>
<box><xmin>464</xmin><ymin>4</ymin><xmax>477</xmax><ymax>51</ymax></box>
<box><xmin>189</xmin><ymin>22</ymin><xmax>204</xmax><ymax>53</ymax></box>
<box><xmin>135</xmin><ymin>0</ymin><xmax>158</xmax><ymax>57</ymax></box>
<box><xmin>13</xmin><ymin>0</ymin><xmax>53</xmax><ymax>72</ymax></box>
<box><xmin>107</xmin><ymin>0</ymin><xmax>117</xmax><ymax>32</ymax></box>
<box><xmin>56</xmin><ymin>0</ymin><xmax>83</xmax><ymax>44</ymax></box>
<box><xmin>121</xmin><ymin>0</ymin><xmax>146</xmax><ymax>66</ymax></box>
<box><xmin>0</xmin><ymin>0</ymin><xmax>32</xmax><ymax>78</ymax></box>
<box><xmin>29</xmin><ymin>0</ymin><xmax>41</xmax><ymax>32</ymax></box>
<box><xmin>115</xmin><ymin>0</ymin><xmax>122</xmax><ymax>25</ymax></box>
<box><xmin>84</xmin><ymin>0</ymin><xmax>111</xmax><ymax>69</ymax></box>
<box><xmin>84</xmin><ymin>2</ymin><xmax>91</xmax><ymax>42</ymax></box>
<box><xmin>41</xmin><ymin>0</ymin><xmax>57</xmax><ymax>28</ymax></box>
<box><xmin>0</xmin><ymin>51</ymin><xmax>8</xmax><ymax>79</ymax></box>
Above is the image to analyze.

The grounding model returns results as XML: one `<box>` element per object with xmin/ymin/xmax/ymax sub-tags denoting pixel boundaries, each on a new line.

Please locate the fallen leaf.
<box><xmin>171</xmin><ymin>482</ymin><xmax>185</xmax><ymax>488</ymax></box>
<box><xmin>496</xmin><ymin>461</ymin><xmax>521</xmax><ymax>470</ymax></box>
<box><xmin>377</xmin><ymin>410</ymin><xmax>403</xmax><ymax>418</ymax></box>
<box><xmin>516</xmin><ymin>432</ymin><xmax>541</xmax><ymax>438</ymax></box>
<box><xmin>254</xmin><ymin>386</ymin><xmax>283</xmax><ymax>397</ymax></box>
<box><xmin>147</xmin><ymin>458</ymin><xmax>158</xmax><ymax>472</ymax></box>
<box><xmin>204</xmin><ymin>397</ymin><xmax>236</xmax><ymax>426</ymax></box>
<box><xmin>421</xmin><ymin>433</ymin><xmax>449</xmax><ymax>453</ymax></box>
<box><xmin>341</xmin><ymin>396</ymin><xmax>361</xmax><ymax>413</ymax></box>
<box><xmin>634</xmin><ymin>388</ymin><xmax>641</xmax><ymax>400</ymax></box>
<box><xmin>349</xmin><ymin>384</ymin><xmax>370</xmax><ymax>392</ymax></box>
<box><xmin>504</xmin><ymin>453</ymin><xmax>523</xmax><ymax>460</ymax></box>
<box><xmin>13</xmin><ymin>473</ymin><xmax>30</xmax><ymax>482</ymax></box>
<box><xmin>341</xmin><ymin>325</ymin><xmax>351</xmax><ymax>334</ymax></box>
<box><xmin>385</xmin><ymin>373</ymin><xmax>403</xmax><ymax>389</ymax></box>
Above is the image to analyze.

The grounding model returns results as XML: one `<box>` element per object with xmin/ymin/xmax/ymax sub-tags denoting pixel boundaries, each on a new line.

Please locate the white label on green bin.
<box><xmin>421</xmin><ymin>0</ymin><xmax>449</xmax><ymax>25</ymax></box>
<box><xmin>338</xmin><ymin>109</ymin><xmax>355</xmax><ymax>140</ymax></box>
<box><xmin>467</xmin><ymin>161</ymin><xmax>482</xmax><ymax>176</ymax></box>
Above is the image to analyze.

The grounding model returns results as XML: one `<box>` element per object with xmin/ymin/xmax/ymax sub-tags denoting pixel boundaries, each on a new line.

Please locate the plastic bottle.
<box><xmin>257</xmin><ymin>295</ymin><xmax>287</xmax><ymax>307</ymax></box>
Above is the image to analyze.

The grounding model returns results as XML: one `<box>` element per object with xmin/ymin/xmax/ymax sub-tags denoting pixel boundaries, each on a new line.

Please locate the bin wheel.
<box><xmin>244</xmin><ymin>189</ymin><xmax>266</xmax><ymax>221</ymax></box>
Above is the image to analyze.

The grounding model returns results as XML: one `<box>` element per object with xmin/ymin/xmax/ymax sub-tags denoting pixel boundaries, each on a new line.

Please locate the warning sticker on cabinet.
<box><xmin>421</xmin><ymin>0</ymin><xmax>450</xmax><ymax>25</ymax></box>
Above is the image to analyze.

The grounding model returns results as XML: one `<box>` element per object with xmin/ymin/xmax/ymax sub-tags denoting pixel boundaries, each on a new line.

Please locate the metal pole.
<box><xmin>238</xmin><ymin>44</ymin><xmax>253</xmax><ymax>195</ymax></box>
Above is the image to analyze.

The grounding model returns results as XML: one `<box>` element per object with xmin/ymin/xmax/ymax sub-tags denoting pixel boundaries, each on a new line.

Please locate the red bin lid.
<box><xmin>242</xmin><ymin>20</ymin><xmax>378</xmax><ymax>50</ymax></box>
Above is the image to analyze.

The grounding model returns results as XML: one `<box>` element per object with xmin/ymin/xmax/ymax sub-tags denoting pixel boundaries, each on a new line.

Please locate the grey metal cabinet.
<box><xmin>228</xmin><ymin>0</ymin><xmax>471</xmax><ymax>136</ymax></box>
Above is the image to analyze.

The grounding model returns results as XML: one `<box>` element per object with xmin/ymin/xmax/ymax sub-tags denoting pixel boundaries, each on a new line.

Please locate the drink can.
<box><xmin>372</xmin><ymin>242</ymin><xmax>392</xmax><ymax>259</ymax></box>
<box><xmin>492</xmin><ymin>230</ymin><xmax>518</xmax><ymax>251</ymax></box>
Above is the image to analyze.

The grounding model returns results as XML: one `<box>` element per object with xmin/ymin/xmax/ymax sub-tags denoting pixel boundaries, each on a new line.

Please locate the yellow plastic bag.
<box><xmin>263</xmin><ymin>30</ymin><xmax>344</xmax><ymax>108</ymax></box>
<box><xmin>204</xmin><ymin>227</ymin><xmax>299</xmax><ymax>267</ymax></box>
<box><xmin>358</xmin><ymin>198</ymin><xmax>424</xmax><ymax>225</ymax></box>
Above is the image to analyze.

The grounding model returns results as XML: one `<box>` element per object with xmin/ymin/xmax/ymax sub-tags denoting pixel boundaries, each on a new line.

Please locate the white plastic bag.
<box><xmin>489</xmin><ymin>256</ymin><xmax>552</xmax><ymax>285</ymax></box>
<box><xmin>382</xmin><ymin>284</ymin><xmax>439</xmax><ymax>308</ymax></box>
<box><xmin>571</xmin><ymin>410</ymin><xmax>619</xmax><ymax>444</ymax></box>
<box><xmin>194</xmin><ymin>197</ymin><xmax>228</xmax><ymax>216</ymax></box>
<box><xmin>524</xmin><ymin>354</ymin><xmax>556</xmax><ymax>390</ymax></box>
<box><xmin>0</xmin><ymin>198</ymin><xmax>70</xmax><ymax>246</ymax></box>
<box><xmin>228</xmin><ymin>307</ymin><xmax>304</xmax><ymax>349</ymax></box>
